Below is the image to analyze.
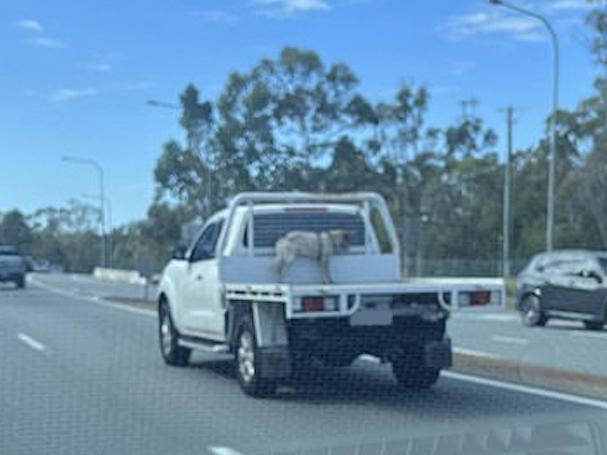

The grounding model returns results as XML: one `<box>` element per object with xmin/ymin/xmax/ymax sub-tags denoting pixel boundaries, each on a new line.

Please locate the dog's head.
<box><xmin>328</xmin><ymin>229</ymin><xmax>352</xmax><ymax>250</ymax></box>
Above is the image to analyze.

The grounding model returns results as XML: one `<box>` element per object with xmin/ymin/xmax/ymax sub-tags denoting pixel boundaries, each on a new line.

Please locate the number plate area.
<box><xmin>349</xmin><ymin>295</ymin><xmax>393</xmax><ymax>326</ymax></box>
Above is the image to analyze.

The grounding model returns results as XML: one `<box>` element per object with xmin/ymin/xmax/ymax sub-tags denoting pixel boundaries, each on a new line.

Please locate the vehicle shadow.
<box><xmin>189</xmin><ymin>358</ymin><xmax>553</xmax><ymax>417</ymax></box>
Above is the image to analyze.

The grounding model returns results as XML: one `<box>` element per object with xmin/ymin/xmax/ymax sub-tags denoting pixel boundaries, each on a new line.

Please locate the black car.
<box><xmin>516</xmin><ymin>250</ymin><xmax>607</xmax><ymax>330</ymax></box>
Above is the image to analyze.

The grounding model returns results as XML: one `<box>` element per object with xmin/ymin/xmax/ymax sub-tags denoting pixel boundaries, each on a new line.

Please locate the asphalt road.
<box><xmin>450</xmin><ymin>308</ymin><xmax>607</xmax><ymax>377</ymax></box>
<box><xmin>2</xmin><ymin>276</ymin><xmax>607</xmax><ymax>454</ymax></box>
<box><xmin>30</xmin><ymin>273</ymin><xmax>607</xmax><ymax>377</ymax></box>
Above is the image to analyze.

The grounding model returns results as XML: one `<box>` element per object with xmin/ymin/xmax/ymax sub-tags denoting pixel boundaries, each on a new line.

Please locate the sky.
<box><xmin>0</xmin><ymin>0</ymin><xmax>600</xmax><ymax>227</ymax></box>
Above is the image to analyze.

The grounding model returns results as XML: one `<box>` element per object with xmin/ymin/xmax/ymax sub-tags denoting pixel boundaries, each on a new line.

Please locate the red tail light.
<box><xmin>301</xmin><ymin>297</ymin><xmax>325</xmax><ymax>312</ymax></box>
<box><xmin>470</xmin><ymin>291</ymin><xmax>491</xmax><ymax>306</ymax></box>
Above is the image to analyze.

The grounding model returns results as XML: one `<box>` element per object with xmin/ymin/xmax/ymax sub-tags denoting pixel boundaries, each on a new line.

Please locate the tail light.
<box><xmin>470</xmin><ymin>291</ymin><xmax>491</xmax><ymax>306</ymax></box>
<box><xmin>297</xmin><ymin>296</ymin><xmax>339</xmax><ymax>312</ymax></box>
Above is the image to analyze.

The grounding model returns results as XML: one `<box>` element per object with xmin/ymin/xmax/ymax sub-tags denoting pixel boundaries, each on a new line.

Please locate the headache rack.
<box><xmin>216</xmin><ymin>191</ymin><xmax>400</xmax><ymax>264</ymax></box>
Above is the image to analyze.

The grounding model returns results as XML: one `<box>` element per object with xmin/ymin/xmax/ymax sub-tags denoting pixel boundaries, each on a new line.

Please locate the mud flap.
<box><xmin>424</xmin><ymin>337</ymin><xmax>452</xmax><ymax>369</ymax></box>
<box><xmin>257</xmin><ymin>346</ymin><xmax>292</xmax><ymax>378</ymax></box>
<box><xmin>252</xmin><ymin>302</ymin><xmax>291</xmax><ymax>378</ymax></box>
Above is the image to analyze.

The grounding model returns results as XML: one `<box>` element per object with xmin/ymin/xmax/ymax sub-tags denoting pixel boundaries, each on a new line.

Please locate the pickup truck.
<box><xmin>0</xmin><ymin>245</ymin><xmax>27</xmax><ymax>289</ymax></box>
<box><xmin>158</xmin><ymin>192</ymin><xmax>504</xmax><ymax>397</ymax></box>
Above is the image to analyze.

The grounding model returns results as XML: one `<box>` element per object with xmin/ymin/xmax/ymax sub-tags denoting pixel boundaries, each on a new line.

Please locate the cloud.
<box><xmin>117</xmin><ymin>81</ymin><xmax>156</xmax><ymax>91</ymax></box>
<box><xmin>27</xmin><ymin>37</ymin><xmax>67</xmax><ymax>49</ymax></box>
<box><xmin>50</xmin><ymin>88</ymin><xmax>98</xmax><ymax>102</ymax></box>
<box><xmin>86</xmin><ymin>63</ymin><xmax>113</xmax><ymax>72</ymax></box>
<box><xmin>190</xmin><ymin>10</ymin><xmax>240</xmax><ymax>25</ymax></box>
<box><xmin>250</xmin><ymin>0</ymin><xmax>331</xmax><ymax>18</ymax></box>
<box><xmin>441</xmin><ymin>10</ymin><xmax>545</xmax><ymax>43</ymax></box>
<box><xmin>16</xmin><ymin>19</ymin><xmax>44</xmax><ymax>33</ymax></box>
<box><xmin>447</xmin><ymin>59</ymin><xmax>477</xmax><ymax>76</ymax></box>
<box><xmin>547</xmin><ymin>0</ymin><xmax>594</xmax><ymax>12</ymax></box>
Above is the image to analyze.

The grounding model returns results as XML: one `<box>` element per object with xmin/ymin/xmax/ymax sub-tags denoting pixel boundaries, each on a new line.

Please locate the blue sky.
<box><xmin>0</xmin><ymin>0</ymin><xmax>599</xmax><ymax>227</ymax></box>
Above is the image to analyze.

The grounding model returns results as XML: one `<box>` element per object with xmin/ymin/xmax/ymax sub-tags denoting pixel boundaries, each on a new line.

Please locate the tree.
<box><xmin>0</xmin><ymin>210</ymin><xmax>32</xmax><ymax>251</ymax></box>
<box><xmin>154</xmin><ymin>84</ymin><xmax>216</xmax><ymax>218</ymax></box>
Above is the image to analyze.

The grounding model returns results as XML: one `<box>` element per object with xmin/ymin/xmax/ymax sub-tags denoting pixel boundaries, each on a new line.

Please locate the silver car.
<box><xmin>516</xmin><ymin>250</ymin><xmax>607</xmax><ymax>330</ymax></box>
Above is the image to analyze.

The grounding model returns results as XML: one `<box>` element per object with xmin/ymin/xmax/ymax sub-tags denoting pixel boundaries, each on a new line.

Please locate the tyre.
<box><xmin>235</xmin><ymin>317</ymin><xmax>275</xmax><ymax>397</ymax></box>
<box><xmin>392</xmin><ymin>353</ymin><xmax>440</xmax><ymax>390</ymax></box>
<box><xmin>520</xmin><ymin>294</ymin><xmax>547</xmax><ymax>327</ymax></box>
<box><xmin>15</xmin><ymin>276</ymin><xmax>26</xmax><ymax>289</ymax></box>
<box><xmin>158</xmin><ymin>300</ymin><xmax>191</xmax><ymax>366</ymax></box>
<box><xmin>584</xmin><ymin>320</ymin><xmax>604</xmax><ymax>331</ymax></box>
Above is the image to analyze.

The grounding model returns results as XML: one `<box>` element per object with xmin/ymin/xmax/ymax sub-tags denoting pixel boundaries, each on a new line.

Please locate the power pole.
<box><xmin>502</xmin><ymin>106</ymin><xmax>515</xmax><ymax>278</ymax></box>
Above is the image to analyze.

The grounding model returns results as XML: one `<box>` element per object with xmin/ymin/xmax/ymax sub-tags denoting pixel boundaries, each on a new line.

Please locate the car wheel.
<box><xmin>520</xmin><ymin>294</ymin><xmax>547</xmax><ymax>327</ymax></box>
<box><xmin>15</xmin><ymin>276</ymin><xmax>26</xmax><ymax>289</ymax></box>
<box><xmin>158</xmin><ymin>300</ymin><xmax>191</xmax><ymax>366</ymax></box>
<box><xmin>392</xmin><ymin>351</ymin><xmax>440</xmax><ymax>390</ymax></box>
<box><xmin>235</xmin><ymin>317</ymin><xmax>275</xmax><ymax>397</ymax></box>
<box><xmin>584</xmin><ymin>320</ymin><xmax>604</xmax><ymax>331</ymax></box>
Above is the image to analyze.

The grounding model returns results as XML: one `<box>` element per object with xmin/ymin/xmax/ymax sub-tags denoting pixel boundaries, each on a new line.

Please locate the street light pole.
<box><xmin>62</xmin><ymin>156</ymin><xmax>107</xmax><ymax>267</ymax></box>
<box><xmin>82</xmin><ymin>193</ymin><xmax>113</xmax><ymax>268</ymax></box>
<box><xmin>489</xmin><ymin>0</ymin><xmax>559</xmax><ymax>251</ymax></box>
<box><xmin>501</xmin><ymin>106</ymin><xmax>515</xmax><ymax>278</ymax></box>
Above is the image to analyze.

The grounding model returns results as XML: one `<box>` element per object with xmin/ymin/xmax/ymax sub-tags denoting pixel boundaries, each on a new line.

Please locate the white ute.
<box><xmin>157</xmin><ymin>192</ymin><xmax>504</xmax><ymax>397</ymax></box>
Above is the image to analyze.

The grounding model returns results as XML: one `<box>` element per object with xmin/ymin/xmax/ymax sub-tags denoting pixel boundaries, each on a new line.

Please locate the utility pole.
<box><xmin>502</xmin><ymin>106</ymin><xmax>515</xmax><ymax>278</ymax></box>
<box><xmin>459</xmin><ymin>98</ymin><xmax>479</xmax><ymax>120</ymax></box>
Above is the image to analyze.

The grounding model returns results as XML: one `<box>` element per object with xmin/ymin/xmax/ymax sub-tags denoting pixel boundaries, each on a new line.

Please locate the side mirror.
<box><xmin>171</xmin><ymin>245</ymin><xmax>187</xmax><ymax>261</ymax></box>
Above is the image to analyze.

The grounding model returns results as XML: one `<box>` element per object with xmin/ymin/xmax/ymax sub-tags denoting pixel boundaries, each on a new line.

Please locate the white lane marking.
<box><xmin>491</xmin><ymin>335</ymin><xmax>529</xmax><ymax>345</ymax></box>
<box><xmin>208</xmin><ymin>446</ymin><xmax>246</xmax><ymax>455</ymax></box>
<box><xmin>442</xmin><ymin>371</ymin><xmax>607</xmax><ymax>411</ymax></box>
<box><xmin>29</xmin><ymin>277</ymin><xmax>155</xmax><ymax>318</ymax></box>
<box><xmin>570</xmin><ymin>331</ymin><xmax>607</xmax><ymax>340</ymax></box>
<box><xmin>453</xmin><ymin>313</ymin><xmax>518</xmax><ymax>322</ymax></box>
<box><xmin>17</xmin><ymin>333</ymin><xmax>46</xmax><ymax>352</ymax></box>
<box><xmin>452</xmin><ymin>347</ymin><xmax>503</xmax><ymax>359</ymax></box>
<box><xmin>360</xmin><ymin>349</ymin><xmax>502</xmax><ymax>363</ymax></box>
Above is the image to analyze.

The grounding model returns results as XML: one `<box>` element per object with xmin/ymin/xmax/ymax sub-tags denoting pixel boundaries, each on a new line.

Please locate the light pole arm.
<box><xmin>497</xmin><ymin>2</ymin><xmax>559</xmax><ymax>108</ymax></box>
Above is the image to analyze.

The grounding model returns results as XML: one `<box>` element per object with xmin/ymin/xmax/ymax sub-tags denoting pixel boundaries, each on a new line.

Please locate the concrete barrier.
<box><xmin>93</xmin><ymin>267</ymin><xmax>147</xmax><ymax>285</ymax></box>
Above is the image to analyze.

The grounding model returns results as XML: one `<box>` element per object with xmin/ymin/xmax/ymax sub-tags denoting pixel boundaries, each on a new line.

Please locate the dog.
<box><xmin>274</xmin><ymin>229</ymin><xmax>352</xmax><ymax>284</ymax></box>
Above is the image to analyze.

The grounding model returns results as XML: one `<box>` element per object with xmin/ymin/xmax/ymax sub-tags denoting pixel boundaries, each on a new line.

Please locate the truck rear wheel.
<box><xmin>158</xmin><ymin>300</ymin><xmax>191</xmax><ymax>367</ymax></box>
<box><xmin>235</xmin><ymin>318</ymin><xmax>276</xmax><ymax>398</ymax></box>
<box><xmin>16</xmin><ymin>275</ymin><xmax>25</xmax><ymax>289</ymax></box>
<box><xmin>392</xmin><ymin>354</ymin><xmax>440</xmax><ymax>390</ymax></box>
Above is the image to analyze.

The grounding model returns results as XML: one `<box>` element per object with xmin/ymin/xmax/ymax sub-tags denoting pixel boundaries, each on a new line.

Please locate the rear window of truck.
<box><xmin>246</xmin><ymin>212</ymin><xmax>366</xmax><ymax>248</ymax></box>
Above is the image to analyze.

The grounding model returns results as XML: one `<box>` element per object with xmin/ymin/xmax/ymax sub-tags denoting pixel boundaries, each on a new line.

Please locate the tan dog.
<box><xmin>274</xmin><ymin>230</ymin><xmax>352</xmax><ymax>284</ymax></box>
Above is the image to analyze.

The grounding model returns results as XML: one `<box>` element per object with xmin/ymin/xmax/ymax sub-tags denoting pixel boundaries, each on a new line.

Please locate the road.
<box><xmin>451</xmin><ymin>308</ymin><xmax>607</xmax><ymax>377</ymax></box>
<box><xmin>2</xmin><ymin>276</ymin><xmax>607</xmax><ymax>454</ymax></box>
<box><xmin>30</xmin><ymin>273</ymin><xmax>607</xmax><ymax>377</ymax></box>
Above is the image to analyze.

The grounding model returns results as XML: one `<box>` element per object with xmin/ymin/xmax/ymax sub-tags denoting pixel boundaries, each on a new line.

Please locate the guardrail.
<box><xmin>93</xmin><ymin>267</ymin><xmax>148</xmax><ymax>285</ymax></box>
